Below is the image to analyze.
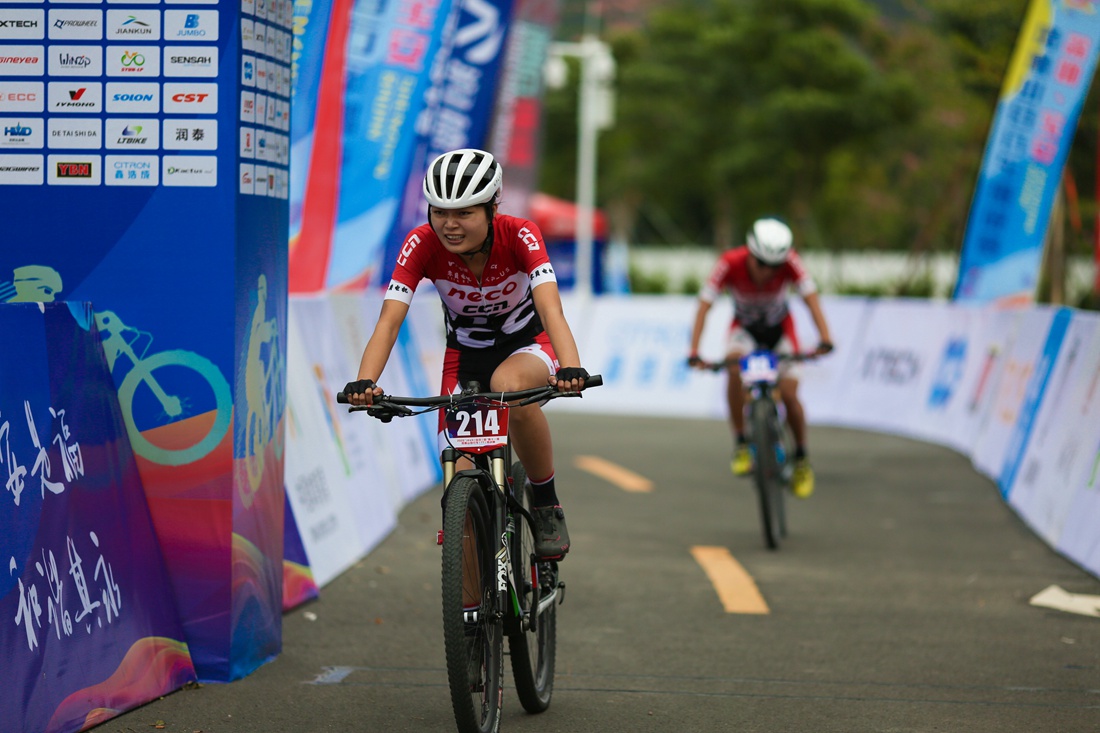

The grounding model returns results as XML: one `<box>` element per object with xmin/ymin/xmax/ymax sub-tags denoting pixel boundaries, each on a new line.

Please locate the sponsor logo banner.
<box><xmin>164</xmin><ymin>9</ymin><xmax>218</xmax><ymax>40</ymax></box>
<box><xmin>0</xmin><ymin>115</ymin><xmax>41</xmax><ymax>147</ymax></box>
<box><xmin>163</xmin><ymin>45</ymin><xmax>218</xmax><ymax>77</ymax></box>
<box><xmin>0</xmin><ymin>80</ymin><xmax>42</xmax><ymax>111</ymax></box>
<box><xmin>105</xmin><ymin>81</ymin><xmax>158</xmax><ymax>113</ymax></box>
<box><xmin>162</xmin><ymin>153</ymin><xmax>216</xmax><ymax>186</ymax></box>
<box><xmin>163</xmin><ymin>81</ymin><xmax>216</xmax><ymax>113</ymax></box>
<box><xmin>0</xmin><ymin>152</ymin><xmax>42</xmax><ymax>183</ymax></box>
<box><xmin>162</xmin><ymin>117</ymin><xmax>216</xmax><ymax>150</ymax></box>
<box><xmin>47</xmin><ymin>116</ymin><xmax>100</xmax><ymax>147</ymax></box>
<box><xmin>104</xmin><ymin>117</ymin><xmax>158</xmax><ymax>149</ymax></box>
<box><xmin>106</xmin><ymin>45</ymin><xmax>160</xmax><ymax>76</ymax></box>
<box><xmin>0</xmin><ymin>44</ymin><xmax>44</xmax><ymax>75</ymax></box>
<box><xmin>47</xmin><ymin>81</ymin><xmax>102</xmax><ymax>113</ymax></box>
<box><xmin>47</xmin><ymin>43</ymin><xmax>101</xmax><ymax>76</ymax></box>
<box><xmin>47</xmin><ymin>152</ymin><xmax>100</xmax><ymax>184</ymax></box>
<box><xmin>48</xmin><ymin>9</ymin><xmax>102</xmax><ymax>40</ymax></box>
<box><xmin>105</xmin><ymin>153</ymin><xmax>157</xmax><ymax>184</ymax></box>
<box><xmin>0</xmin><ymin>9</ymin><xmax>45</xmax><ymax>40</ymax></box>
<box><xmin>106</xmin><ymin>9</ymin><xmax>159</xmax><ymax>40</ymax></box>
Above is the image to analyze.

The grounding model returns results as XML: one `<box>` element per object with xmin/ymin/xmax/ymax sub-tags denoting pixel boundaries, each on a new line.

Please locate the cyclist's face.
<box><xmin>748</xmin><ymin>255</ymin><xmax>781</xmax><ymax>284</ymax></box>
<box><xmin>431</xmin><ymin>206</ymin><xmax>490</xmax><ymax>255</ymax></box>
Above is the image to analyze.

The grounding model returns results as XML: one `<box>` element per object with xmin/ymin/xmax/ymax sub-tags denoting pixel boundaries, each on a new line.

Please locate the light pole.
<box><xmin>545</xmin><ymin>36</ymin><xmax>615</xmax><ymax>300</ymax></box>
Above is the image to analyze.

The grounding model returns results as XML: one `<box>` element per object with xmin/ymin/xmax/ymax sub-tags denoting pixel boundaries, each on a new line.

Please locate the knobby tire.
<box><xmin>441</xmin><ymin>477</ymin><xmax>503</xmax><ymax>733</ymax></box>
<box><xmin>507</xmin><ymin>461</ymin><xmax>556</xmax><ymax>713</ymax></box>
<box><xmin>751</xmin><ymin>397</ymin><xmax>785</xmax><ymax>550</ymax></box>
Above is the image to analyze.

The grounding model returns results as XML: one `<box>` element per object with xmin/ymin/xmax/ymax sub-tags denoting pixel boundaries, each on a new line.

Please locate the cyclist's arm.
<box><xmin>802</xmin><ymin>291</ymin><xmax>833</xmax><ymax>349</ymax></box>
<box><xmin>531</xmin><ymin>281</ymin><xmax>581</xmax><ymax>368</ymax></box>
<box><xmin>356</xmin><ymin>299</ymin><xmax>410</xmax><ymax>383</ymax></box>
<box><xmin>688</xmin><ymin>298</ymin><xmax>713</xmax><ymax>358</ymax></box>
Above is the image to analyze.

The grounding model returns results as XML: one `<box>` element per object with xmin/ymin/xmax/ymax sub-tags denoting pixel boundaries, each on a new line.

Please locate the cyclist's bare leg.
<box><xmin>490</xmin><ymin>352</ymin><xmax>553</xmax><ymax>481</ymax></box>
<box><xmin>725</xmin><ymin>359</ymin><xmax>746</xmax><ymax>438</ymax></box>
<box><xmin>778</xmin><ymin>377</ymin><xmax>807</xmax><ymax>449</ymax></box>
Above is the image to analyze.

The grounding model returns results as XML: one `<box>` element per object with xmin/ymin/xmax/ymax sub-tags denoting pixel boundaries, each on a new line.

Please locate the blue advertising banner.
<box><xmin>1</xmin><ymin>0</ymin><xmax>291</xmax><ymax>682</ymax></box>
<box><xmin>327</xmin><ymin>0</ymin><xmax>456</xmax><ymax>290</ymax></box>
<box><xmin>954</xmin><ymin>0</ymin><xmax>1100</xmax><ymax>305</ymax></box>
<box><xmin>0</xmin><ymin>302</ymin><xmax>196</xmax><ymax>733</ymax></box>
<box><xmin>379</xmin><ymin>0</ymin><xmax>517</xmax><ymax>282</ymax></box>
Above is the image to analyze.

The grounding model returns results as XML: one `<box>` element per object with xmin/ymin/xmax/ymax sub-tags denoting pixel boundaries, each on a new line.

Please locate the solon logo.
<box><xmin>113</xmin><ymin>92</ymin><xmax>152</xmax><ymax>101</ymax></box>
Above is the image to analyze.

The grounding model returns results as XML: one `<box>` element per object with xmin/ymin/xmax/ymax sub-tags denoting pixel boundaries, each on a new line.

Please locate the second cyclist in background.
<box><xmin>687</xmin><ymin>218</ymin><xmax>833</xmax><ymax>498</ymax></box>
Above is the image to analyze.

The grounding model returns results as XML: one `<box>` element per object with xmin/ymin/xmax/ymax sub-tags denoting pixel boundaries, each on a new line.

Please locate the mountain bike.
<box><xmin>338</xmin><ymin>376</ymin><xmax>602</xmax><ymax>733</ymax></box>
<box><xmin>701</xmin><ymin>350</ymin><xmax>807</xmax><ymax>550</ymax></box>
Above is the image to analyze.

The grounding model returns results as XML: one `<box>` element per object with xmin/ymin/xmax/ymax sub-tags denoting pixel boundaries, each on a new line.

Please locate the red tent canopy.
<box><xmin>527</xmin><ymin>192</ymin><xmax>608</xmax><ymax>241</ymax></box>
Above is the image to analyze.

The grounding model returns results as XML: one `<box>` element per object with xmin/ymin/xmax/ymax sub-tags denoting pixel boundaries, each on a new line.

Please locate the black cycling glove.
<box><xmin>555</xmin><ymin>367</ymin><xmax>589</xmax><ymax>383</ymax></box>
<box><xmin>343</xmin><ymin>378</ymin><xmax>376</xmax><ymax>396</ymax></box>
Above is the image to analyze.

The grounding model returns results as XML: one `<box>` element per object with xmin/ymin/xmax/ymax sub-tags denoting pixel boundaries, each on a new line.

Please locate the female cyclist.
<box><xmin>343</xmin><ymin>148</ymin><xmax>589</xmax><ymax>559</ymax></box>
<box><xmin>687</xmin><ymin>217</ymin><xmax>833</xmax><ymax>498</ymax></box>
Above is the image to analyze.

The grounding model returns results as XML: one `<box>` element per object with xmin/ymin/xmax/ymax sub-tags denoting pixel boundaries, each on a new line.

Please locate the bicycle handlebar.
<box><xmin>336</xmin><ymin>375</ymin><xmax>604</xmax><ymax>421</ymax></box>
<box><xmin>695</xmin><ymin>353</ymin><xmax>819</xmax><ymax>373</ymax></box>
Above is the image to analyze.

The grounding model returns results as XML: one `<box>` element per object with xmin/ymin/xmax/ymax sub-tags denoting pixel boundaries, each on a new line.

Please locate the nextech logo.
<box><xmin>0</xmin><ymin>11</ymin><xmax>45</xmax><ymax>41</ymax></box>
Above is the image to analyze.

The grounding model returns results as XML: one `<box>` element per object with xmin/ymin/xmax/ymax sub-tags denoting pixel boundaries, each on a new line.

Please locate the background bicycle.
<box><xmin>338</xmin><ymin>376</ymin><xmax>601</xmax><ymax>733</ymax></box>
<box><xmin>699</xmin><ymin>351</ymin><xmax>816</xmax><ymax>550</ymax></box>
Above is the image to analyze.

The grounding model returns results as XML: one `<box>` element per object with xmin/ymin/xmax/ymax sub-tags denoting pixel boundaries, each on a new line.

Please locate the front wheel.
<box><xmin>507</xmin><ymin>461</ymin><xmax>556</xmax><ymax>713</ymax></box>
<box><xmin>441</xmin><ymin>477</ymin><xmax>503</xmax><ymax>733</ymax></box>
<box><xmin>750</xmin><ymin>397</ymin><xmax>786</xmax><ymax>550</ymax></box>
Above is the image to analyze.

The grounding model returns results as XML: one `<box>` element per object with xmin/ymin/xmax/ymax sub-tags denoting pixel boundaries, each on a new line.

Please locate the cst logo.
<box><xmin>171</xmin><ymin>92</ymin><xmax>209</xmax><ymax>102</ymax></box>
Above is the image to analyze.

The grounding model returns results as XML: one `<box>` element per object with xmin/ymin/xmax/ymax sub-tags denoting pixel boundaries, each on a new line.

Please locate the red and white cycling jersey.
<box><xmin>384</xmin><ymin>214</ymin><xmax>558</xmax><ymax>350</ymax></box>
<box><xmin>699</xmin><ymin>246</ymin><xmax>817</xmax><ymax>331</ymax></box>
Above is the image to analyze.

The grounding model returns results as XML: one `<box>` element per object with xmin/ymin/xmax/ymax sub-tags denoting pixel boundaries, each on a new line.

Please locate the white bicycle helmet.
<box><xmin>746</xmin><ymin>218</ymin><xmax>793</xmax><ymax>265</ymax></box>
<box><xmin>423</xmin><ymin>148</ymin><xmax>502</xmax><ymax>209</ymax></box>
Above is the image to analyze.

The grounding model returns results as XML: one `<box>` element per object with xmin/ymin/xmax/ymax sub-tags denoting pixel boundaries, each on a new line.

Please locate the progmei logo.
<box><xmin>57</xmin><ymin>161</ymin><xmax>92</xmax><ymax>178</ymax></box>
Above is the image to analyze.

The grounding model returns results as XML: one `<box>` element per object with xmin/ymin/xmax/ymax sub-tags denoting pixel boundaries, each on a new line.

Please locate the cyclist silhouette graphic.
<box><xmin>241</xmin><ymin>274</ymin><xmax>284</xmax><ymax>506</ymax></box>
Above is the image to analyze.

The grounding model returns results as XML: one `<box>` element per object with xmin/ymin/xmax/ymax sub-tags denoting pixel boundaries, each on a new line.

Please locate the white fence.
<box><xmin>285</xmin><ymin>291</ymin><xmax>1100</xmax><ymax>585</ymax></box>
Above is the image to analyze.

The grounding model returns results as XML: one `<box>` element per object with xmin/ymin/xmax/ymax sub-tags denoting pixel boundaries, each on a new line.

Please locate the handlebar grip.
<box><xmin>585</xmin><ymin>374</ymin><xmax>603</xmax><ymax>388</ymax></box>
<box><xmin>336</xmin><ymin>392</ymin><xmax>348</xmax><ymax>404</ymax></box>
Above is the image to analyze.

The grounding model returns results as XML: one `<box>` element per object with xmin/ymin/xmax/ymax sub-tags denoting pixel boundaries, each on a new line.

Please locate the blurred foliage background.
<box><xmin>537</xmin><ymin>0</ymin><xmax>1099</xmax><ymax>284</ymax></box>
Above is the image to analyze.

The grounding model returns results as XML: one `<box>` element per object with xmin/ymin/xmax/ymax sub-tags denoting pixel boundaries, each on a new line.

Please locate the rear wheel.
<box><xmin>441</xmin><ymin>477</ymin><xmax>503</xmax><ymax>733</ymax></box>
<box><xmin>507</xmin><ymin>461</ymin><xmax>556</xmax><ymax>713</ymax></box>
<box><xmin>750</xmin><ymin>397</ymin><xmax>785</xmax><ymax>550</ymax></box>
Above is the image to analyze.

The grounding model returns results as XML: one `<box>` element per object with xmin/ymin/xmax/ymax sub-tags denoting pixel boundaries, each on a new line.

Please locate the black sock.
<box><xmin>530</xmin><ymin>473</ymin><xmax>558</xmax><ymax>507</ymax></box>
<box><xmin>736</xmin><ymin>434</ymin><xmax>747</xmax><ymax>446</ymax></box>
<box><xmin>794</xmin><ymin>446</ymin><xmax>807</xmax><ymax>460</ymax></box>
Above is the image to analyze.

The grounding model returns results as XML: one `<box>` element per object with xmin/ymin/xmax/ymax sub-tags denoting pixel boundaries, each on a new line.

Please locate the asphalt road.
<box><xmin>104</xmin><ymin>413</ymin><xmax>1100</xmax><ymax>733</ymax></box>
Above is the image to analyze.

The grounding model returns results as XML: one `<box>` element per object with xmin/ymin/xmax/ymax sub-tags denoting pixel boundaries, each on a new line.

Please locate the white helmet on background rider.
<box><xmin>423</xmin><ymin>149</ymin><xmax>502</xmax><ymax>209</ymax></box>
<box><xmin>746</xmin><ymin>218</ymin><xmax>793</xmax><ymax>265</ymax></box>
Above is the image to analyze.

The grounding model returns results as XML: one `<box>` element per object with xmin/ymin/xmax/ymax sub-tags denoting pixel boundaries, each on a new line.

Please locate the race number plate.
<box><xmin>445</xmin><ymin>399</ymin><xmax>509</xmax><ymax>454</ymax></box>
<box><xmin>740</xmin><ymin>350</ymin><xmax>779</xmax><ymax>384</ymax></box>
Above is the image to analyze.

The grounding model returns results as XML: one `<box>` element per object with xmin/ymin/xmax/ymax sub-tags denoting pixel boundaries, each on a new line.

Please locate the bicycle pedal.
<box><xmin>436</xmin><ymin>529</ymin><xmax>444</xmax><ymax>545</ymax></box>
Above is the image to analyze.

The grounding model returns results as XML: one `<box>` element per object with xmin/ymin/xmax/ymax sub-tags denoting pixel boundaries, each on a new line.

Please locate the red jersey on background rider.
<box><xmin>343</xmin><ymin>149</ymin><xmax>589</xmax><ymax>560</ymax></box>
<box><xmin>687</xmin><ymin>218</ymin><xmax>833</xmax><ymax>498</ymax></box>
